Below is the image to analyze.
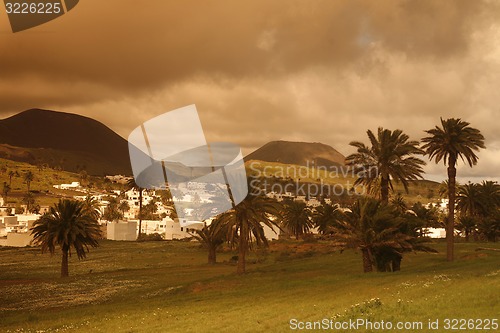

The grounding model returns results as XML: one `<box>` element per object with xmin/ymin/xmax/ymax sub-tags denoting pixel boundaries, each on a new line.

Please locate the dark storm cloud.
<box><xmin>0</xmin><ymin>0</ymin><xmax>493</xmax><ymax>101</ymax></box>
<box><xmin>0</xmin><ymin>0</ymin><xmax>499</xmax><ymax>181</ymax></box>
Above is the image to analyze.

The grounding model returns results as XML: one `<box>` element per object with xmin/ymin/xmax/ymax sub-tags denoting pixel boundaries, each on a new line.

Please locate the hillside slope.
<box><xmin>0</xmin><ymin>109</ymin><xmax>132</xmax><ymax>175</ymax></box>
<box><xmin>245</xmin><ymin>140</ymin><xmax>345</xmax><ymax>167</ymax></box>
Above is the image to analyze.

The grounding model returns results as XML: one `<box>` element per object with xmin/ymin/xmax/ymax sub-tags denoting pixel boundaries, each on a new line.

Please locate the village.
<box><xmin>0</xmin><ymin>176</ymin><xmax>449</xmax><ymax>247</ymax></box>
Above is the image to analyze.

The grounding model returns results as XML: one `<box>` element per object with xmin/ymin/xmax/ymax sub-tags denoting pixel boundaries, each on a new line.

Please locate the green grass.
<box><xmin>0</xmin><ymin>240</ymin><xmax>498</xmax><ymax>332</ymax></box>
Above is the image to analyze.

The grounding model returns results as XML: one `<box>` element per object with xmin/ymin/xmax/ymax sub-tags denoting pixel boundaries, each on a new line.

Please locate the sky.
<box><xmin>0</xmin><ymin>0</ymin><xmax>499</xmax><ymax>183</ymax></box>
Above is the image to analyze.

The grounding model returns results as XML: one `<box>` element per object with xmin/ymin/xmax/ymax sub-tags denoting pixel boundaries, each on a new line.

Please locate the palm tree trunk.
<box><xmin>392</xmin><ymin>255</ymin><xmax>402</xmax><ymax>272</ymax></box>
<box><xmin>61</xmin><ymin>247</ymin><xmax>69</xmax><ymax>278</ymax></box>
<box><xmin>137</xmin><ymin>189</ymin><xmax>143</xmax><ymax>240</ymax></box>
<box><xmin>237</xmin><ymin>225</ymin><xmax>248</xmax><ymax>274</ymax></box>
<box><xmin>208</xmin><ymin>245</ymin><xmax>217</xmax><ymax>265</ymax></box>
<box><xmin>380</xmin><ymin>176</ymin><xmax>389</xmax><ymax>204</ymax></box>
<box><xmin>447</xmin><ymin>157</ymin><xmax>457</xmax><ymax>261</ymax></box>
<box><xmin>361</xmin><ymin>248</ymin><xmax>373</xmax><ymax>273</ymax></box>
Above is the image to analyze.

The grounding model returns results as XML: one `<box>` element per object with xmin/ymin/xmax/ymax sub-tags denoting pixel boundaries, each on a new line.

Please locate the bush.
<box><xmin>138</xmin><ymin>233</ymin><xmax>164</xmax><ymax>241</ymax></box>
<box><xmin>301</xmin><ymin>233</ymin><xmax>317</xmax><ymax>243</ymax></box>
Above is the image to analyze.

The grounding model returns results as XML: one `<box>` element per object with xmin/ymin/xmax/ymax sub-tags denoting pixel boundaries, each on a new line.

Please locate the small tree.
<box><xmin>22</xmin><ymin>193</ymin><xmax>36</xmax><ymax>213</ymax></box>
<box><xmin>118</xmin><ymin>200</ymin><xmax>130</xmax><ymax>218</ymax></box>
<box><xmin>219</xmin><ymin>191</ymin><xmax>281</xmax><ymax>274</ymax></box>
<box><xmin>191</xmin><ymin>217</ymin><xmax>232</xmax><ymax>264</ymax></box>
<box><xmin>30</xmin><ymin>199</ymin><xmax>102</xmax><ymax>277</ymax></box>
<box><xmin>281</xmin><ymin>200</ymin><xmax>313</xmax><ymax>240</ymax></box>
<box><xmin>313</xmin><ymin>202</ymin><xmax>342</xmax><ymax>235</ymax></box>
<box><xmin>103</xmin><ymin>197</ymin><xmax>123</xmax><ymax>222</ymax></box>
<box><xmin>2</xmin><ymin>182</ymin><xmax>11</xmax><ymax>204</ymax></box>
<box><xmin>330</xmin><ymin>197</ymin><xmax>412</xmax><ymax>273</ymax></box>
<box><xmin>8</xmin><ymin>170</ymin><xmax>15</xmax><ymax>186</ymax></box>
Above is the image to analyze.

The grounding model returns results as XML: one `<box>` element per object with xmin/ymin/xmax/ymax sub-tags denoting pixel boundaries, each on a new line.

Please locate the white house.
<box><xmin>53</xmin><ymin>182</ymin><xmax>80</xmax><ymax>190</ymax></box>
<box><xmin>164</xmin><ymin>218</ymin><xmax>204</xmax><ymax>240</ymax></box>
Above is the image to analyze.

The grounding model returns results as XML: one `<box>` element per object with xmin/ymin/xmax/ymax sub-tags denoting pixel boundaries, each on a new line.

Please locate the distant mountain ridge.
<box><xmin>244</xmin><ymin>140</ymin><xmax>346</xmax><ymax>167</ymax></box>
<box><xmin>0</xmin><ymin>109</ymin><xmax>132</xmax><ymax>175</ymax></box>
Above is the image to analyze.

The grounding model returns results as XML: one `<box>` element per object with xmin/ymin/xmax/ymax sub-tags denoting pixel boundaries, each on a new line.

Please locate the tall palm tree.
<box><xmin>219</xmin><ymin>193</ymin><xmax>281</xmax><ymax>274</ymax></box>
<box><xmin>30</xmin><ymin>199</ymin><xmax>102</xmax><ymax>277</ymax></box>
<box><xmin>281</xmin><ymin>200</ymin><xmax>313</xmax><ymax>240</ymax></box>
<box><xmin>422</xmin><ymin>118</ymin><xmax>485</xmax><ymax>261</ymax></box>
<box><xmin>8</xmin><ymin>170</ymin><xmax>15</xmax><ymax>186</ymax></box>
<box><xmin>2</xmin><ymin>182</ymin><xmax>11</xmax><ymax>204</ymax></box>
<box><xmin>126</xmin><ymin>178</ymin><xmax>144</xmax><ymax>240</ymax></box>
<box><xmin>346</xmin><ymin>128</ymin><xmax>425</xmax><ymax>204</ymax></box>
<box><xmin>24</xmin><ymin>170</ymin><xmax>34</xmax><ymax>194</ymax></box>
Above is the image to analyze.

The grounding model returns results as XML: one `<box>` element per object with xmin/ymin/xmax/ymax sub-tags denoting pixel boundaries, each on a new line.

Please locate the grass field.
<box><xmin>0</xmin><ymin>240</ymin><xmax>498</xmax><ymax>332</ymax></box>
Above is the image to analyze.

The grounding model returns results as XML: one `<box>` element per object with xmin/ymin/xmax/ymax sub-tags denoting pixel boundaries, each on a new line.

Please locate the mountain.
<box><xmin>0</xmin><ymin>109</ymin><xmax>132</xmax><ymax>175</ymax></box>
<box><xmin>244</xmin><ymin>140</ymin><xmax>346</xmax><ymax>167</ymax></box>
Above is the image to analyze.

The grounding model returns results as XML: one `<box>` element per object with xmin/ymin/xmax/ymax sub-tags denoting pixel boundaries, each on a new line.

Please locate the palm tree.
<box><xmin>346</xmin><ymin>128</ymin><xmax>425</xmax><ymax>204</ymax></box>
<box><xmin>422</xmin><ymin>118</ymin><xmax>485</xmax><ymax>261</ymax></box>
<box><xmin>82</xmin><ymin>195</ymin><xmax>102</xmax><ymax>220</ymax></box>
<box><xmin>391</xmin><ymin>193</ymin><xmax>408</xmax><ymax>214</ymax></box>
<box><xmin>477</xmin><ymin>212</ymin><xmax>500</xmax><ymax>242</ymax></box>
<box><xmin>313</xmin><ymin>202</ymin><xmax>342</xmax><ymax>235</ymax></box>
<box><xmin>126</xmin><ymin>178</ymin><xmax>144</xmax><ymax>240</ymax></box>
<box><xmin>281</xmin><ymin>200</ymin><xmax>313</xmax><ymax>240</ymax></box>
<box><xmin>456</xmin><ymin>215</ymin><xmax>477</xmax><ymax>242</ymax></box>
<box><xmin>330</xmin><ymin>197</ymin><xmax>412</xmax><ymax>273</ymax></box>
<box><xmin>219</xmin><ymin>193</ymin><xmax>281</xmax><ymax>274</ymax></box>
<box><xmin>191</xmin><ymin>217</ymin><xmax>232</xmax><ymax>264</ymax></box>
<box><xmin>438</xmin><ymin>180</ymin><xmax>459</xmax><ymax>199</ymax></box>
<box><xmin>2</xmin><ymin>182</ymin><xmax>11</xmax><ymax>204</ymax></box>
<box><xmin>22</xmin><ymin>193</ymin><xmax>36</xmax><ymax>213</ymax></box>
<box><xmin>24</xmin><ymin>171</ymin><xmax>34</xmax><ymax>194</ymax></box>
<box><xmin>8</xmin><ymin>170</ymin><xmax>15</xmax><ymax>186</ymax></box>
<box><xmin>79</xmin><ymin>170</ymin><xmax>89</xmax><ymax>191</ymax></box>
<box><xmin>478</xmin><ymin>181</ymin><xmax>500</xmax><ymax>216</ymax></box>
<box><xmin>103</xmin><ymin>196</ymin><xmax>123</xmax><ymax>222</ymax></box>
<box><xmin>407</xmin><ymin>202</ymin><xmax>440</xmax><ymax>236</ymax></box>
<box><xmin>118</xmin><ymin>200</ymin><xmax>130</xmax><ymax>218</ymax></box>
<box><xmin>456</xmin><ymin>183</ymin><xmax>484</xmax><ymax>218</ymax></box>
<box><xmin>30</xmin><ymin>199</ymin><xmax>102</xmax><ymax>277</ymax></box>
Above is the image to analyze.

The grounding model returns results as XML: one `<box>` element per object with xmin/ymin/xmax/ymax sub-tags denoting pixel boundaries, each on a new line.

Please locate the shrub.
<box><xmin>138</xmin><ymin>233</ymin><xmax>164</xmax><ymax>241</ymax></box>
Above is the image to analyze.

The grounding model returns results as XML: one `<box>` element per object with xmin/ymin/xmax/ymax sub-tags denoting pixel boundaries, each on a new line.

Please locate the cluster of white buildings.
<box><xmin>0</xmin><ymin>213</ymin><xmax>40</xmax><ymax>247</ymax></box>
<box><xmin>0</xmin><ymin>180</ymin><xmax>453</xmax><ymax>247</ymax></box>
<box><xmin>265</xmin><ymin>191</ymin><xmax>329</xmax><ymax>208</ymax></box>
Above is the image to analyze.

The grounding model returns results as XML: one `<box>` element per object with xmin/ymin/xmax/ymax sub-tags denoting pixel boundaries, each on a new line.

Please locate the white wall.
<box><xmin>107</xmin><ymin>221</ymin><xmax>138</xmax><ymax>241</ymax></box>
<box><xmin>6</xmin><ymin>233</ymin><xmax>33</xmax><ymax>247</ymax></box>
